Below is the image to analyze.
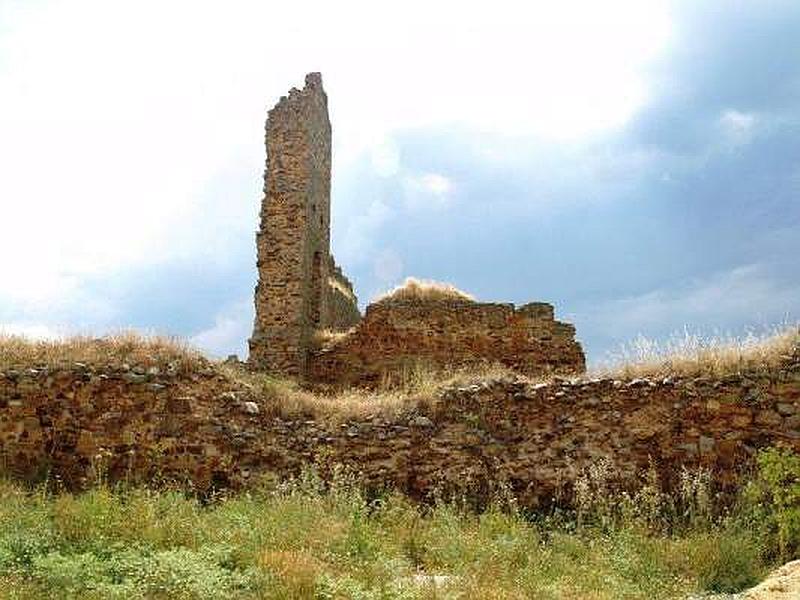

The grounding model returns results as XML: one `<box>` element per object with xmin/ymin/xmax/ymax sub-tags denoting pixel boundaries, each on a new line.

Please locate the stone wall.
<box><xmin>322</xmin><ymin>257</ymin><xmax>361</xmax><ymax>331</ymax></box>
<box><xmin>2</xmin><ymin>346</ymin><xmax>798</xmax><ymax>504</ymax></box>
<box><xmin>308</xmin><ymin>298</ymin><xmax>585</xmax><ymax>387</ymax></box>
<box><xmin>246</xmin><ymin>73</ymin><xmax>585</xmax><ymax>384</ymax></box>
<box><xmin>248</xmin><ymin>73</ymin><xmax>359</xmax><ymax>376</ymax></box>
<box><xmin>246</xmin><ymin>73</ymin><xmax>587</xmax><ymax>385</ymax></box>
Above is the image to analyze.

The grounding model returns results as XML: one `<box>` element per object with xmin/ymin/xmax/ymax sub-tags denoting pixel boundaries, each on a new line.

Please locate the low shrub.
<box><xmin>1</xmin><ymin>448</ymin><xmax>798</xmax><ymax>598</ymax></box>
<box><xmin>741</xmin><ymin>446</ymin><xmax>800</xmax><ymax>560</ymax></box>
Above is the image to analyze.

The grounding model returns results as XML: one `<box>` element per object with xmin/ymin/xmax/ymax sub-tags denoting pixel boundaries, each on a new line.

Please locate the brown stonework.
<box><xmin>248</xmin><ymin>73</ymin><xmax>359</xmax><ymax>376</ymax></box>
<box><xmin>309</xmin><ymin>298</ymin><xmax>585</xmax><ymax>386</ymax></box>
<box><xmin>1</xmin><ymin>343</ymin><xmax>799</xmax><ymax>505</ymax></box>
<box><xmin>323</xmin><ymin>256</ymin><xmax>361</xmax><ymax>331</ymax></box>
<box><xmin>247</xmin><ymin>73</ymin><xmax>585</xmax><ymax>383</ymax></box>
<box><xmin>247</xmin><ymin>73</ymin><xmax>587</xmax><ymax>384</ymax></box>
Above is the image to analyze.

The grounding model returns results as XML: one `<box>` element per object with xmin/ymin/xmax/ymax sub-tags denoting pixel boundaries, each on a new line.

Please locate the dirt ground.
<box><xmin>743</xmin><ymin>560</ymin><xmax>800</xmax><ymax>599</ymax></box>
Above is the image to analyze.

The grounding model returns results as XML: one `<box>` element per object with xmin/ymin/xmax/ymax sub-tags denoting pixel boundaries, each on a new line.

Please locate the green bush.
<box><xmin>24</xmin><ymin>546</ymin><xmax>256</xmax><ymax>600</ymax></box>
<box><xmin>743</xmin><ymin>447</ymin><xmax>800</xmax><ymax>560</ymax></box>
<box><xmin>688</xmin><ymin>531</ymin><xmax>764</xmax><ymax>593</ymax></box>
<box><xmin>2</xmin><ymin>452</ymin><xmax>800</xmax><ymax>599</ymax></box>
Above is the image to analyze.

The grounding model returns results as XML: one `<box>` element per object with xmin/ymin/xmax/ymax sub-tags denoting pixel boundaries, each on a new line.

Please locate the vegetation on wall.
<box><xmin>597</xmin><ymin>325</ymin><xmax>800</xmax><ymax>380</ymax></box>
<box><xmin>0</xmin><ymin>332</ymin><xmax>205</xmax><ymax>374</ymax></box>
<box><xmin>0</xmin><ymin>449</ymin><xmax>798</xmax><ymax>599</ymax></box>
<box><xmin>373</xmin><ymin>278</ymin><xmax>476</xmax><ymax>305</ymax></box>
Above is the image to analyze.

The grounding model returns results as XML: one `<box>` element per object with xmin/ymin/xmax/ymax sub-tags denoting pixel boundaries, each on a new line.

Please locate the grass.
<box><xmin>1</xmin><ymin>450</ymin><xmax>796</xmax><ymax>600</ymax></box>
<box><xmin>2</xmin><ymin>328</ymin><xmax>800</xmax><ymax>597</ymax></box>
<box><xmin>595</xmin><ymin>324</ymin><xmax>800</xmax><ymax>380</ymax></box>
<box><xmin>374</xmin><ymin>277</ymin><xmax>475</xmax><ymax>304</ymax></box>
<box><xmin>0</xmin><ymin>331</ymin><xmax>206</xmax><ymax>374</ymax></box>
<box><xmin>3</xmin><ymin>320</ymin><xmax>796</xmax><ymax>387</ymax></box>
<box><xmin>3</xmin><ymin>325</ymin><xmax>799</xmax><ymax>425</ymax></box>
<box><xmin>221</xmin><ymin>361</ymin><xmax>522</xmax><ymax>423</ymax></box>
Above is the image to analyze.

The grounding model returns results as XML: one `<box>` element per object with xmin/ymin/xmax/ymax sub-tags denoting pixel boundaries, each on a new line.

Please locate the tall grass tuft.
<box><xmin>596</xmin><ymin>324</ymin><xmax>799</xmax><ymax>380</ymax></box>
<box><xmin>0</xmin><ymin>331</ymin><xmax>206</xmax><ymax>374</ymax></box>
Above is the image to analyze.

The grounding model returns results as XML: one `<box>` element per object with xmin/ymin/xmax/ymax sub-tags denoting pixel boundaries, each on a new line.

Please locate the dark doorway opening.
<box><xmin>310</xmin><ymin>251</ymin><xmax>322</xmax><ymax>328</ymax></box>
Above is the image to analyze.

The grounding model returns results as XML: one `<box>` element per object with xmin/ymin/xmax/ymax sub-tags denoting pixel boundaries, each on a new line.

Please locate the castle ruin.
<box><xmin>248</xmin><ymin>73</ymin><xmax>360</xmax><ymax>375</ymax></box>
<box><xmin>5</xmin><ymin>77</ymin><xmax>797</xmax><ymax>506</ymax></box>
<box><xmin>249</xmin><ymin>73</ymin><xmax>585</xmax><ymax>382</ymax></box>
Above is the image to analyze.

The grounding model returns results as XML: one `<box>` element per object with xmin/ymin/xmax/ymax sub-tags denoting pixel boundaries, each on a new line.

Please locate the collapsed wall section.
<box><xmin>323</xmin><ymin>257</ymin><xmax>361</xmax><ymax>331</ymax></box>
<box><xmin>309</xmin><ymin>298</ymin><xmax>586</xmax><ymax>386</ymax></box>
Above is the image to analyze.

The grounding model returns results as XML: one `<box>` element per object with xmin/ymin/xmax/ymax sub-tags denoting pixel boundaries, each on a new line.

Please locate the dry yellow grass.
<box><xmin>5</xmin><ymin>323</ymin><xmax>797</xmax><ymax>421</ymax></box>
<box><xmin>0</xmin><ymin>331</ymin><xmax>206</xmax><ymax>372</ymax></box>
<box><xmin>261</xmin><ymin>550</ymin><xmax>324</xmax><ymax>595</ymax></box>
<box><xmin>595</xmin><ymin>325</ymin><xmax>800</xmax><ymax>380</ymax></box>
<box><xmin>221</xmin><ymin>361</ymin><xmax>523</xmax><ymax>423</ymax></box>
<box><xmin>374</xmin><ymin>277</ymin><xmax>475</xmax><ymax>304</ymax></box>
<box><xmin>2</xmin><ymin>329</ymin><xmax>522</xmax><ymax>421</ymax></box>
<box><xmin>310</xmin><ymin>327</ymin><xmax>353</xmax><ymax>350</ymax></box>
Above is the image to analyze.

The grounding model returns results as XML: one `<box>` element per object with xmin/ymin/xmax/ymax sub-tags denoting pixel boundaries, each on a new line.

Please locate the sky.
<box><xmin>0</xmin><ymin>0</ymin><xmax>798</xmax><ymax>365</ymax></box>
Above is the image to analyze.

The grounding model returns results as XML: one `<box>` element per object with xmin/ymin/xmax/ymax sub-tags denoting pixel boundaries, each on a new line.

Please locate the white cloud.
<box><xmin>190</xmin><ymin>300</ymin><xmax>253</xmax><ymax>359</ymax></box>
<box><xmin>590</xmin><ymin>264</ymin><xmax>798</xmax><ymax>338</ymax></box>
<box><xmin>369</xmin><ymin>137</ymin><xmax>401</xmax><ymax>177</ymax></box>
<box><xmin>402</xmin><ymin>172</ymin><xmax>455</xmax><ymax>210</ymax></box>
<box><xmin>372</xmin><ymin>249</ymin><xmax>405</xmax><ymax>286</ymax></box>
<box><xmin>335</xmin><ymin>198</ymin><xmax>394</xmax><ymax>266</ymax></box>
<box><xmin>419</xmin><ymin>174</ymin><xmax>453</xmax><ymax>196</ymax></box>
<box><xmin>718</xmin><ymin>109</ymin><xmax>758</xmax><ymax>147</ymax></box>
<box><xmin>720</xmin><ymin>109</ymin><xmax>756</xmax><ymax>132</ymax></box>
<box><xmin>0</xmin><ymin>0</ymin><xmax>673</xmax><ymax>338</ymax></box>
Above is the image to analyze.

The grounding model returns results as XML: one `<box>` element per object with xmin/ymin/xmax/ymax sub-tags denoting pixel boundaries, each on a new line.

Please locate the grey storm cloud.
<box><xmin>331</xmin><ymin>1</ymin><xmax>800</xmax><ymax>362</ymax></box>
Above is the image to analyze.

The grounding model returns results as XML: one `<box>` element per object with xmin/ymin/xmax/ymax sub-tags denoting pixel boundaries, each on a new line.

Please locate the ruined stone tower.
<box><xmin>249</xmin><ymin>73</ymin><xmax>583</xmax><ymax>382</ymax></box>
<box><xmin>249</xmin><ymin>73</ymin><xmax>360</xmax><ymax>375</ymax></box>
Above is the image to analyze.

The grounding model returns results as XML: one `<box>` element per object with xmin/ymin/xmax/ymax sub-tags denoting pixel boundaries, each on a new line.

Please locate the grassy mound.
<box><xmin>222</xmin><ymin>361</ymin><xmax>521</xmax><ymax>423</ymax></box>
<box><xmin>374</xmin><ymin>277</ymin><xmax>475</xmax><ymax>304</ymax></box>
